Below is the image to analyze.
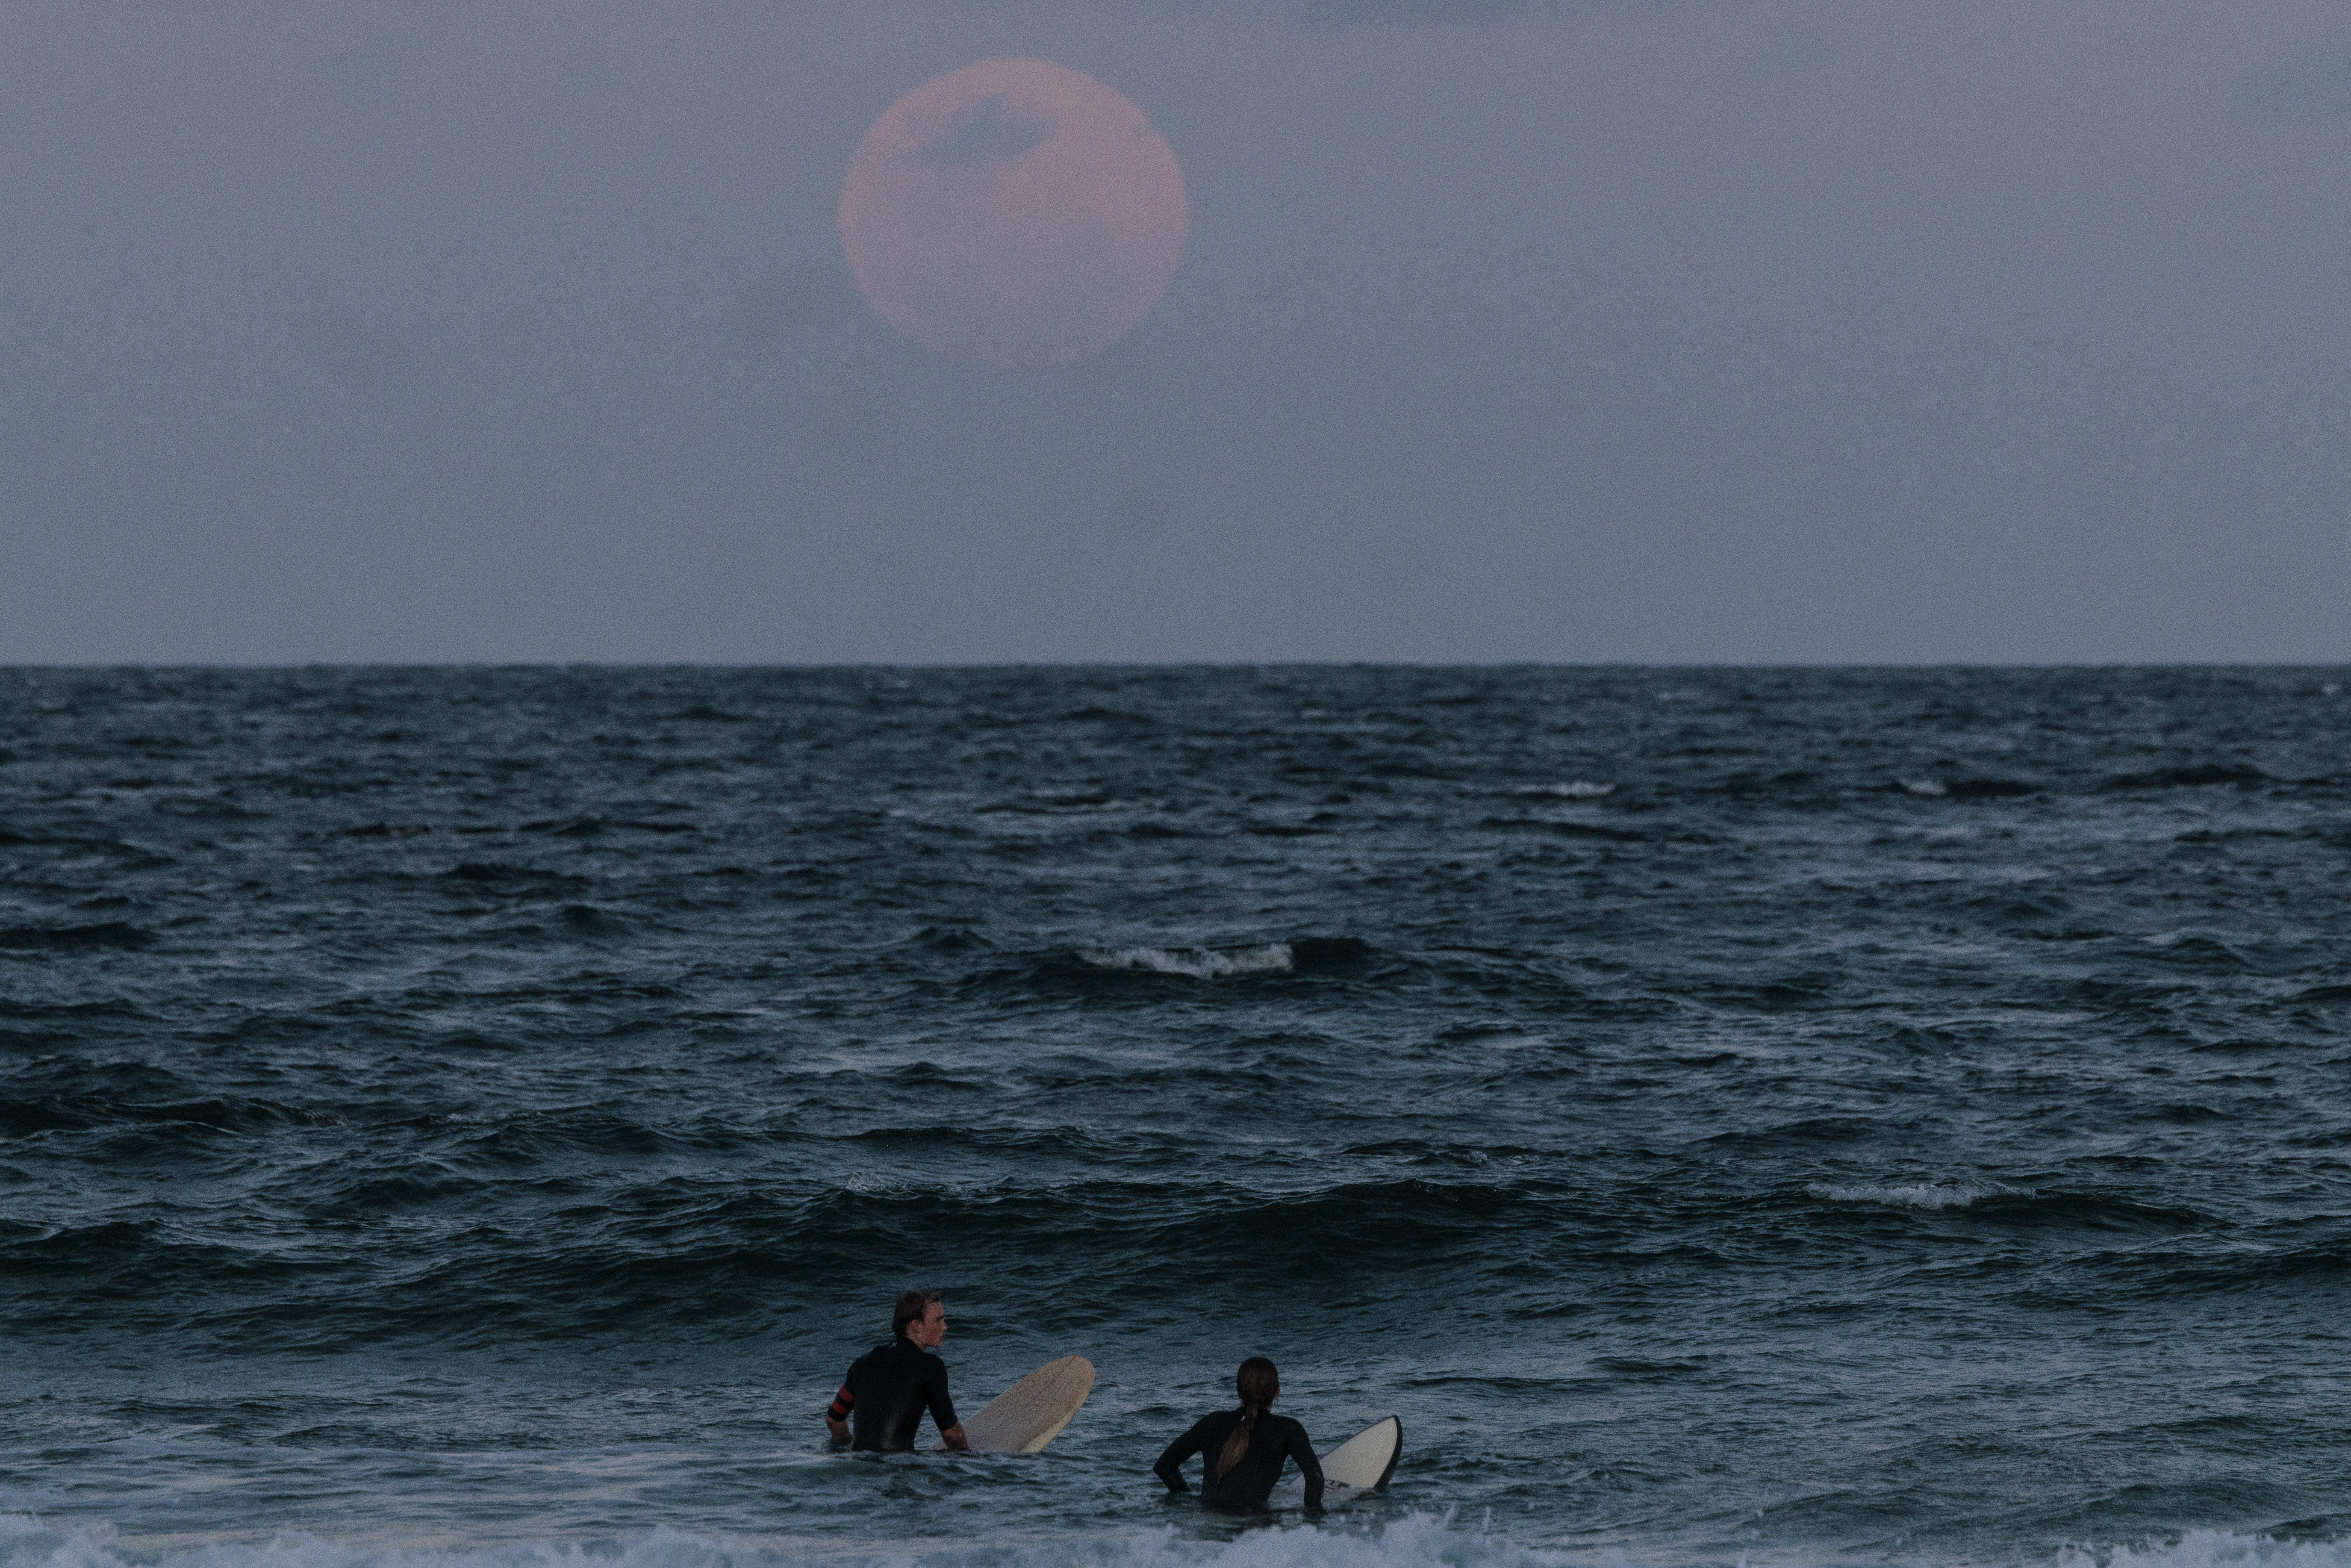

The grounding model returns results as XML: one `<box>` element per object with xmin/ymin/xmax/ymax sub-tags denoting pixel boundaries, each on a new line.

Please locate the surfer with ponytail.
<box><xmin>1153</xmin><ymin>1357</ymin><xmax>1324</xmax><ymax>1513</ymax></box>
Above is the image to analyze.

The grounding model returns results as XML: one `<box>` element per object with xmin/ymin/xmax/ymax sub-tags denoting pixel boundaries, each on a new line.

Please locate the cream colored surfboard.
<box><xmin>950</xmin><ymin>1355</ymin><xmax>1094</xmax><ymax>1453</ymax></box>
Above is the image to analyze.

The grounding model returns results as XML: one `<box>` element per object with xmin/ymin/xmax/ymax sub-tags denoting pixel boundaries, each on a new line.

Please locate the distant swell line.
<box><xmin>0</xmin><ymin>923</ymin><xmax>156</xmax><ymax>952</ymax></box>
<box><xmin>1808</xmin><ymin>1180</ymin><xmax>2025</xmax><ymax>1210</ymax></box>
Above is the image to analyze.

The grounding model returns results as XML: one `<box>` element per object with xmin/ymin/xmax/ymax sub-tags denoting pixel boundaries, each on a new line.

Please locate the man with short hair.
<box><xmin>825</xmin><ymin>1290</ymin><xmax>969</xmax><ymax>1451</ymax></box>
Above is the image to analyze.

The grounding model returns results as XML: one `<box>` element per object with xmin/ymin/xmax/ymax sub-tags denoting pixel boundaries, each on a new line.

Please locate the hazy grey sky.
<box><xmin>3</xmin><ymin>0</ymin><xmax>2347</xmax><ymax>662</ymax></box>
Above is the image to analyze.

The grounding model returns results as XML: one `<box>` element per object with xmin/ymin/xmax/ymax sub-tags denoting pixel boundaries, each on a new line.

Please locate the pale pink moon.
<box><xmin>839</xmin><ymin>59</ymin><xmax>1188</xmax><ymax>368</ymax></box>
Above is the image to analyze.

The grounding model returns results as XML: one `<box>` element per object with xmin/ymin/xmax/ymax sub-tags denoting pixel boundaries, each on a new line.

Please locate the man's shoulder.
<box><xmin>848</xmin><ymin>1341</ymin><xmax>897</xmax><ymax>1373</ymax></box>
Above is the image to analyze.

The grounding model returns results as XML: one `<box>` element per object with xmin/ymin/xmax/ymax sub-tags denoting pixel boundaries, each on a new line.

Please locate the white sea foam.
<box><xmin>1898</xmin><ymin>778</ymin><xmax>1948</xmax><ymax>797</ymax></box>
<box><xmin>1079</xmin><ymin>944</ymin><xmax>1294</xmax><ymax>979</ymax></box>
<box><xmin>1807</xmin><ymin>1180</ymin><xmax>2022</xmax><ymax>1210</ymax></box>
<box><xmin>0</xmin><ymin>1518</ymin><xmax>1606</xmax><ymax>1568</ymax></box>
<box><xmin>1512</xmin><ymin>782</ymin><xmax>1616</xmax><ymax>799</ymax></box>
<box><xmin>11</xmin><ymin>1520</ymin><xmax>2349</xmax><ymax>1568</ymax></box>
<box><xmin>2060</xmin><ymin>1532</ymin><xmax>2351</xmax><ymax>1568</ymax></box>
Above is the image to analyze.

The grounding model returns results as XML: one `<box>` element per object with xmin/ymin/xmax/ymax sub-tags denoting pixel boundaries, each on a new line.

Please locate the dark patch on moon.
<box><xmin>911</xmin><ymin>95</ymin><xmax>1057</xmax><ymax>168</ymax></box>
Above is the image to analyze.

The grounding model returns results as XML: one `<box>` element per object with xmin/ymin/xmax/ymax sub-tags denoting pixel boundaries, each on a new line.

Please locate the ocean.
<box><xmin>4</xmin><ymin>666</ymin><xmax>2348</xmax><ymax>1568</ymax></box>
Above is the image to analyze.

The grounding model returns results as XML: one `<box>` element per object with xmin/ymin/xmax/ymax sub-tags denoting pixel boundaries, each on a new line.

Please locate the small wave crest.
<box><xmin>1512</xmin><ymin>781</ymin><xmax>1615</xmax><ymax>799</ymax></box>
<box><xmin>1079</xmin><ymin>944</ymin><xmax>1295</xmax><ymax>979</ymax></box>
<box><xmin>1808</xmin><ymin>1180</ymin><xmax>2024</xmax><ymax>1210</ymax></box>
<box><xmin>1894</xmin><ymin>778</ymin><xmax>2036</xmax><ymax>799</ymax></box>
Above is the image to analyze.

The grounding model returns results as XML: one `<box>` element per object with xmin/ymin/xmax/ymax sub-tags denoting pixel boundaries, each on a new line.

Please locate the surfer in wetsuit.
<box><xmin>825</xmin><ymin>1289</ymin><xmax>969</xmax><ymax>1451</ymax></box>
<box><xmin>1153</xmin><ymin>1356</ymin><xmax>1323</xmax><ymax>1514</ymax></box>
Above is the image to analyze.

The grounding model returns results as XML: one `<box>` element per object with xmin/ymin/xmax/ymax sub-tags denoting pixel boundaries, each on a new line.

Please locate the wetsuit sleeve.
<box><xmin>828</xmin><ymin>1374</ymin><xmax>855</xmax><ymax>1423</ymax></box>
<box><xmin>1288</xmin><ymin>1424</ymin><xmax>1325</xmax><ymax>1512</ymax></box>
<box><xmin>925</xmin><ymin>1356</ymin><xmax>957</xmax><ymax>1435</ymax></box>
<box><xmin>1153</xmin><ymin>1418</ymin><xmax>1211</xmax><ymax>1493</ymax></box>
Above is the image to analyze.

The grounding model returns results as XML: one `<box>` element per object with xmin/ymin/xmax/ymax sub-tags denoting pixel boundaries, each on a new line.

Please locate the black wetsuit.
<box><xmin>1154</xmin><ymin>1409</ymin><xmax>1324</xmax><ymax>1512</ymax></box>
<box><xmin>828</xmin><ymin>1336</ymin><xmax>956</xmax><ymax>1451</ymax></box>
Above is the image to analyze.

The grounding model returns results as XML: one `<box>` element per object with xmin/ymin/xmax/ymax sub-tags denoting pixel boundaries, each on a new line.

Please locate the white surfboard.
<box><xmin>1318</xmin><ymin>1414</ymin><xmax>1402</xmax><ymax>1491</ymax></box>
<box><xmin>945</xmin><ymin>1355</ymin><xmax>1094</xmax><ymax>1453</ymax></box>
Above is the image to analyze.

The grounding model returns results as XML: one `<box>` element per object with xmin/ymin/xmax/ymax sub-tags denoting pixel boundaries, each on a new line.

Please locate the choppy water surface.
<box><xmin>4</xmin><ymin>668</ymin><xmax>2348</xmax><ymax>1568</ymax></box>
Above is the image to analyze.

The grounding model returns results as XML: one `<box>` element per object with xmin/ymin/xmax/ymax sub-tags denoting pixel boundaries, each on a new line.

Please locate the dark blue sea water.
<box><xmin>5</xmin><ymin>668</ymin><xmax>2349</xmax><ymax>1568</ymax></box>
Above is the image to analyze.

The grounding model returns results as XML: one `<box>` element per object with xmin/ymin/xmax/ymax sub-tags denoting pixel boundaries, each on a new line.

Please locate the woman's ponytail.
<box><xmin>1214</xmin><ymin>1358</ymin><xmax>1281</xmax><ymax>1480</ymax></box>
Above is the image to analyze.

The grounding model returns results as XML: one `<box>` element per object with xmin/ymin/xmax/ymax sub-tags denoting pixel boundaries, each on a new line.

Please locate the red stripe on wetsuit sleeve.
<box><xmin>828</xmin><ymin>1385</ymin><xmax>854</xmax><ymax>1420</ymax></box>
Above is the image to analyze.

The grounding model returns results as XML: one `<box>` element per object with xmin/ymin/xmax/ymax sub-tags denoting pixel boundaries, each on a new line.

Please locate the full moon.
<box><xmin>839</xmin><ymin>59</ymin><xmax>1189</xmax><ymax>368</ymax></box>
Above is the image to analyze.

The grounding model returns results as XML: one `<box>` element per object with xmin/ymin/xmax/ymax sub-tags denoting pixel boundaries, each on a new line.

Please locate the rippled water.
<box><xmin>4</xmin><ymin>668</ymin><xmax>2348</xmax><ymax>1568</ymax></box>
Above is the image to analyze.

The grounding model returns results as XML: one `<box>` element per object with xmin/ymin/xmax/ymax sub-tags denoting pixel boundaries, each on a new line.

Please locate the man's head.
<box><xmin>894</xmin><ymin>1289</ymin><xmax>947</xmax><ymax>1348</ymax></box>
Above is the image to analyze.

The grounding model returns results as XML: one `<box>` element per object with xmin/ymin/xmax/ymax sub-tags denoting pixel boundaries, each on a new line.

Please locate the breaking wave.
<box><xmin>2060</xmin><ymin>1534</ymin><xmax>2351</xmax><ymax>1568</ymax></box>
<box><xmin>8</xmin><ymin>1521</ymin><xmax>2348</xmax><ymax>1568</ymax></box>
<box><xmin>0</xmin><ymin>1518</ymin><xmax>1597</xmax><ymax>1568</ymax></box>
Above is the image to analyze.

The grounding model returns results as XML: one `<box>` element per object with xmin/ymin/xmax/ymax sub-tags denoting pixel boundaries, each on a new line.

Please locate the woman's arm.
<box><xmin>1287</xmin><ymin>1425</ymin><xmax>1325</xmax><ymax>1513</ymax></box>
<box><xmin>1153</xmin><ymin>1419</ymin><xmax>1209</xmax><ymax>1493</ymax></box>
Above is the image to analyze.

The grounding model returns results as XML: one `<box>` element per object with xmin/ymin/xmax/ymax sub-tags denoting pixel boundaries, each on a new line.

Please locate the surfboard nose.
<box><xmin>956</xmin><ymin>1355</ymin><xmax>1096</xmax><ymax>1453</ymax></box>
<box><xmin>1318</xmin><ymin>1414</ymin><xmax>1402</xmax><ymax>1490</ymax></box>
